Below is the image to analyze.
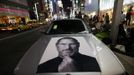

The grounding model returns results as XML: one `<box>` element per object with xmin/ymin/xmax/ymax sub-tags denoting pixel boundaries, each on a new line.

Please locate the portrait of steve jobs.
<box><xmin>37</xmin><ymin>37</ymin><xmax>100</xmax><ymax>73</ymax></box>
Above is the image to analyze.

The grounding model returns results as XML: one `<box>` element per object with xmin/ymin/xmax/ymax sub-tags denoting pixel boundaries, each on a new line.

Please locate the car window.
<box><xmin>48</xmin><ymin>20</ymin><xmax>86</xmax><ymax>34</ymax></box>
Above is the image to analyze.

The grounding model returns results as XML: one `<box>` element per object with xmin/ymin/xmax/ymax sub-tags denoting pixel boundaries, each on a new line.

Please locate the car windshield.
<box><xmin>48</xmin><ymin>20</ymin><xmax>86</xmax><ymax>34</ymax></box>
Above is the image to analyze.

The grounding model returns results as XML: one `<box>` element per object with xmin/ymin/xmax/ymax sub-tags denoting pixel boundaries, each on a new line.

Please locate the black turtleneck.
<box><xmin>36</xmin><ymin>53</ymin><xmax>101</xmax><ymax>73</ymax></box>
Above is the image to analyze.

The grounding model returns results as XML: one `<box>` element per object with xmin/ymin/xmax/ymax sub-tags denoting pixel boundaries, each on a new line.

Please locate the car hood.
<box><xmin>14</xmin><ymin>34</ymin><xmax>125</xmax><ymax>75</ymax></box>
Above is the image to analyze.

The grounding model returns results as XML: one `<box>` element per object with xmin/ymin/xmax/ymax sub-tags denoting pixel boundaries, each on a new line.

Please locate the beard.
<box><xmin>59</xmin><ymin>50</ymin><xmax>74</xmax><ymax>58</ymax></box>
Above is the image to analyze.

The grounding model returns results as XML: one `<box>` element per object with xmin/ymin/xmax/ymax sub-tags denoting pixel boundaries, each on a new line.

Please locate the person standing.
<box><xmin>103</xmin><ymin>13</ymin><xmax>110</xmax><ymax>32</ymax></box>
<box><xmin>77</xmin><ymin>11</ymin><xmax>82</xmax><ymax>19</ymax></box>
<box><xmin>120</xmin><ymin>11</ymin><xmax>126</xmax><ymax>24</ymax></box>
<box><xmin>105</xmin><ymin>13</ymin><xmax>110</xmax><ymax>24</ymax></box>
<box><xmin>126</xmin><ymin>11</ymin><xmax>131</xmax><ymax>26</ymax></box>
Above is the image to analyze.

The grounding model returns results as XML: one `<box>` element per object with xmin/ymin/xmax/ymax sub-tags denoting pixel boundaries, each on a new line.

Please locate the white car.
<box><xmin>14</xmin><ymin>19</ymin><xmax>126</xmax><ymax>75</ymax></box>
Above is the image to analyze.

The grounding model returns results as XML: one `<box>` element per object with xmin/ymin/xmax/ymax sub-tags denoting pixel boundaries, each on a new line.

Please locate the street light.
<box><xmin>34</xmin><ymin>2</ymin><xmax>39</xmax><ymax>20</ymax></box>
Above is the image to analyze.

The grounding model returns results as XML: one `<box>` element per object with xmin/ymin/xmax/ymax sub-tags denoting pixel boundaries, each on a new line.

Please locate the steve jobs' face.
<box><xmin>56</xmin><ymin>38</ymin><xmax>79</xmax><ymax>58</ymax></box>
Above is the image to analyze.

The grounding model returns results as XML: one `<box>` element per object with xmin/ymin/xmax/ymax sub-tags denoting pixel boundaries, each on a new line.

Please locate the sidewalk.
<box><xmin>94</xmin><ymin>23</ymin><xmax>134</xmax><ymax>75</ymax></box>
<box><xmin>114</xmin><ymin>52</ymin><xmax>134</xmax><ymax>75</ymax></box>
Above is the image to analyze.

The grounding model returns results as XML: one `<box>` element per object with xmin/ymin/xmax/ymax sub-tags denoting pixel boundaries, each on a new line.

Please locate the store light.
<box><xmin>34</xmin><ymin>2</ymin><xmax>39</xmax><ymax>20</ymax></box>
<box><xmin>76</xmin><ymin>0</ymin><xmax>78</xmax><ymax>4</ymax></box>
<box><xmin>88</xmin><ymin>0</ymin><xmax>91</xmax><ymax>4</ymax></box>
<box><xmin>57</xmin><ymin>0</ymin><xmax>63</xmax><ymax>7</ymax></box>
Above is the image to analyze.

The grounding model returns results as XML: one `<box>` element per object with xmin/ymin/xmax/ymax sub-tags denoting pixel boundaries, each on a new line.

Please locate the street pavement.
<box><xmin>114</xmin><ymin>51</ymin><xmax>134</xmax><ymax>75</ymax></box>
<box><xmin>94</xmin><ymin>23</ymin><xmax>134</xmax><ymax>75</ymax></box>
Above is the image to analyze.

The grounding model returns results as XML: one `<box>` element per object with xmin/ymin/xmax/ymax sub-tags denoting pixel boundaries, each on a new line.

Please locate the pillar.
<box><xmin>110</xmin><ymin>0</ymin><xmax>124</xmax><ymax>45</ymax></box>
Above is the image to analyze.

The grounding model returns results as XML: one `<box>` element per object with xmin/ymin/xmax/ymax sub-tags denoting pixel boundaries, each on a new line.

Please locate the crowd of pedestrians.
<box><xmin>74</xmin><ymin>10</ymin><xmax>134</xmax><ymax>56</ymax></box>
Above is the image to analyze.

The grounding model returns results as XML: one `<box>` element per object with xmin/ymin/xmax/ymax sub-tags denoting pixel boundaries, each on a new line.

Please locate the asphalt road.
<box><xmin>0</xmin><ymin>28</ymin><xmax>43</xmax><ymax>75</ymax></box>
<box><xmin>0</xmin><ymin>31</ymin><xmax>17</xmax><ymax>39</ymax></box>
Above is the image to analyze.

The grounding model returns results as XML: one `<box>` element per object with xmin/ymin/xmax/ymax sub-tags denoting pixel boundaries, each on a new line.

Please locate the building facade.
<box><xmin>0</xmin><ymin>0</ymin><xmax>29</xmax><ymax>24</ymax></box>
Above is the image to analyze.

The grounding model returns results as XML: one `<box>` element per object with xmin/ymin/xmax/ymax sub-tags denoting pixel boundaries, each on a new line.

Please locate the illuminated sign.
<box><xmin>0</xmin><ymin>8</ymin><xmax>29</xmax><ymax>16</ymax></box>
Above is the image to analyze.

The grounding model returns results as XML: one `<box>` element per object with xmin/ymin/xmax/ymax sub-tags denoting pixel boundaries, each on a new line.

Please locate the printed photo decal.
<box><xmin>37</xmin><ymin>36</ymin><xmax>100</xmax><ymax>73</ymax></box>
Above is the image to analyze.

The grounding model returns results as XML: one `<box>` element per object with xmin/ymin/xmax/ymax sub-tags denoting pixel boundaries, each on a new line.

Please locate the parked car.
<box><xmin>0</xmin><ymin>24</ymin><xmax>19</xmax><ymax>31</ymax></box>
<box><xmin>17</xmin><ymin>24</ymin><xmax>31</xmax><ymax>31</ymax></box>
<box><xmin>0</xmin><ymin>24</ymin><xmax>8</xmax><ymax>31</ymax></box>
<box><xmin>14</xmin><ymin>19</ymin><xmax>126</xmax><ymax>75</ymax></box>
